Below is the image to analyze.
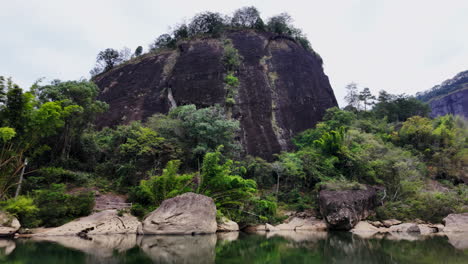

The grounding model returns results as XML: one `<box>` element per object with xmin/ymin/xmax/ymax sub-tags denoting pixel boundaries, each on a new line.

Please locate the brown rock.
<box><xmin>138</xmin><ymin>192</ymin><xmax>217</xmax><ymax>235</ymax></box>
<box><xmin>318</xmin><ymin>187</ymin><xmax>377</xmax><ymax>230</ymax></box>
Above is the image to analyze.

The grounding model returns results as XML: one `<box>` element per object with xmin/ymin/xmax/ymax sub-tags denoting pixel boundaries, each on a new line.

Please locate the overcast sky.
<box><xmin>1</xmin><ymin>0</ymin><xmax>467</xmax><ymax>106</ymax></box>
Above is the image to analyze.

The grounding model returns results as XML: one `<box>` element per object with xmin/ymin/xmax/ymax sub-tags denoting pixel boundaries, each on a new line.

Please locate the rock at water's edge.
<box><xmin>34</xmin><ymin>210</ymin><xmax>140</xmax><ymax>236</ymax></box>
<box><xmin>138</xmin><ymin>192</ymin><xmax>217</xmax><ymax>235</ymax></box>
<box><xmin>217</xmin><ymin>217</ymin><xmax>239</xmax><ymax>232</ymax></box>
<box><xmin>443</xmin><ymin>213</ymin><xmax>468</xmax><ymax>232</ymax></box>
<box><xmin>382</xmin><ymin>219</ymin><xmax>402</xmax><ymax>228</ymax></box>
<box><xmin>0</xmin><ymin>211</ymin><xmax>21</xmax><ymax>237</ymax></box>
<box><xmin>388</xmin><ymin>223</ymin><xmax>420</xmax><ymax>233</ymax></box>
<box><xmin>319</xmin><ymin>187</ymin><xmax>377</xmax><ymax>230</ymax></box>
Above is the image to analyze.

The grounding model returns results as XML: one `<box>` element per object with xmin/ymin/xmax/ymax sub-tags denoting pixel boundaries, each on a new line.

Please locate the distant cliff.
<box><xmin>93</xmin><ymin>30</ymin><xmax>338</xmax><ymax>159</ymax></box>
<box><xmin>417</xmin><ymin>70</ymin><xmax>468</xmax><ymax>118</ymax></box>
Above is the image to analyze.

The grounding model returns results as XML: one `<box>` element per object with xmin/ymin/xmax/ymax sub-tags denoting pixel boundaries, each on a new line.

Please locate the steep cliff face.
<box><xmin>417</xmin><ymin>70</ymin><xmax>468</xmax><ymax>119</ymax></box>
<box><xmin>94</xmin><ymin>30</ymin><xmax>337</xmax><ymax>159</ymax></box>
<box><xmin>429</xmin><ymin>89</ymin><xmax>468</xmax><ymax>119</ymax></box>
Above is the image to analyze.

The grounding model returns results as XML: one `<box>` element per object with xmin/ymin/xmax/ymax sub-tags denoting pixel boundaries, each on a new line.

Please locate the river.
<box><xmin>0</xmin><ymin>231</ymin><xmax>467</xmax><ymax>263</ymax></box>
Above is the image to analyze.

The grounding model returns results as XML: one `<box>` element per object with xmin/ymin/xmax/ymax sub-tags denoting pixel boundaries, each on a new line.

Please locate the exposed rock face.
<box><xmin>138</xmin><ymin>192</ymin><xmax>217</xmax><ymax>235</ymax></box>
<box><xmin>443</xmin><ymin>213</ymin><xmax>468</xmax><ymax>232</ymax></box>
<box><xmin>429</xmin><ymin>89</ymin><xmax>468</xmax><ymax>119</ymax></box>
<box><xmin>417</xmin><ymin>70</ymin><xmax>468</xmax><ymax>119</ymax></box>
<box><xmin>0</xmin><ymin>211</ymin><xmax>21</xmax><ymax>237</ymax></box>
<box><xmin>217</xmin><ymin>217</ymin><xmax>239</xmax><ymax>232</ymax></box>
<box><xmin>94</xmin><ymin>30</ymin><xmax>338</xmax><ymax>159</ymax></box>
<box><xmin>318</xmin><ymin>188</ymin><xmax>377</xmax><ymax>230</ymax></box>
<box><xmin>35</xmin><ymin>210</ymin><xmax>139</xmax><ymax>236</ymax></box>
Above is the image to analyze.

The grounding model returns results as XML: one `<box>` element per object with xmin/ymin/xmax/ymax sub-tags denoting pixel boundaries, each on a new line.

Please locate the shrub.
<box><xmin>130</xmin><ymin>203</ymin><xmax>148</xmax><ymax>219</ymax></box>
<box><xmin>33</xmin><ymin>184</ymin><xmax>94</xmax><ymax>227</ymax></box>
<box><xmin>1</xmin><ymin>196</ymin><xmax>39</xmax><ymax>227</ymax></box>
<box><xmin>222</xmin><ymin>40</ymin><xmax>242</xmax><ymax>71</ymax></box>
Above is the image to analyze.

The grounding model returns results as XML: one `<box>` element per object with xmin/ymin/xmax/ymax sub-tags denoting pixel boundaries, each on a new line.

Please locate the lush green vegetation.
<box><xmin>0</xmin><ymin>75</ymin><xmax>466</xmax><ymax>228</ymax></box>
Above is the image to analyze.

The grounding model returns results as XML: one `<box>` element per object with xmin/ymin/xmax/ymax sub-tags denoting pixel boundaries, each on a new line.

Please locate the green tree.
<box><xmin>147</xmin><ymin>105</ymin><xmax>240</xmax><ymax>166</ymax></box>
<box><xmin>34</xmin><ymin>80</ymin><xmax>108</xmax><ymax>161</ymax></box>
<box><xmin>231</xmin><ymin>6</ymin><xmax>262</xmax><ymax>28</ymax></box>
<box><xmin>198</xmin><ymin>147</ymin><xmax>257</xmax><ymax>220</ymax></box>
<box><xmin>344</xmin><ymin>83</ymin><xmax>360</xmax><ymax>110</ymax></box>
<box><xmin>358</xmin><ymin>87</ymin><xmax>375</xmax><ymax>111</ymax></box>
<box><xmin>188</xmin><ymin>12</ymin><xmax>226</xmax><ymax>37</ymax></box>
<box><xmin>134</xmin><ymin>46</ymin><xmax>143</xmax><ymax>57</ymax></box>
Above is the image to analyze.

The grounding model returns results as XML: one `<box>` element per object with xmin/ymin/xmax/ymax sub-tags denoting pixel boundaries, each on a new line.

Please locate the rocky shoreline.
<box><xmin>1</xmin><ymin>192</ymin><xmax>467</xmax><ymax>250</ymax></box>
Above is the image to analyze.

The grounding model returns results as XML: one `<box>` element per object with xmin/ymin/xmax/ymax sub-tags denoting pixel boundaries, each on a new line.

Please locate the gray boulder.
<box><xmin>318</xmin><ymin>187</ymin><xmax>377</xmax><ymax>230</ymax></box>
<box><xmin>443</xmin><ymin>213</ymin><xmax>468</xmax><ymax>232</ymax></box>
<box><xmin>138</xmin><ymin>192</ymin><xmax>217</xmax><ymax>235</ymax></box>
<box><xmin>0</xmin><ymin>211</ymin><xmax>21</xmax><ymax>237</ymax></box>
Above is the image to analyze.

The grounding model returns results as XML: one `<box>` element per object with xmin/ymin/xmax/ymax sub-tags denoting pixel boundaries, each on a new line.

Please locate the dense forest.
<box><xmin>0</xmin><ymin>7</ymin><xmax>466</xmax><ymax>229</ymax></box>
<box><xmin>0</xmin><ymin>76</ymin><xmax>466</xmax><ymax>227</ymax></box>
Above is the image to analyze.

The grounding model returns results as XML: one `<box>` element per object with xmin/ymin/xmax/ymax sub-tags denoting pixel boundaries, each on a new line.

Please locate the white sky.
<box><xmin>1</xmin><ymin>0</ymin><xmax>467</xmax><ymax>106</ymax></box>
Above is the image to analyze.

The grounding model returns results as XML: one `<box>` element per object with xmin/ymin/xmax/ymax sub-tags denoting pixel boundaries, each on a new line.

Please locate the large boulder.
<box><xmin>443</xmin><ymin>213</ymin><xmax>468</xmax><ymax>232</ymax></box>
<box><xmin>35</xmin><ymin>209</ymin><xmax>140</xmax><ymax>236</ymax></box>
<box><xmin>138</xmin><ymin>192</ymin><xmax>217</xmax><ymax>235</ymax></box>
<box><xmin>0</xmin><ymin>211</ymin><xmax>21</xmax><ymax>237</ymax></box>
<box><xmin>318</xmin><ymin>187</ymin><xmax>377</xmax><ymax>230</ymax></box>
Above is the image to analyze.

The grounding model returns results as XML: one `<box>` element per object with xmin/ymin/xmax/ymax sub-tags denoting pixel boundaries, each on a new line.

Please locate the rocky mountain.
<box><xmin>417</xmin><ymin>70</ymin><xmax>468</xmax><ymax>118</ymax></box>
<box><xmin>93</xmin><ymin>30</ymin><xmax>337</xmax><ymax>159</ymax></box>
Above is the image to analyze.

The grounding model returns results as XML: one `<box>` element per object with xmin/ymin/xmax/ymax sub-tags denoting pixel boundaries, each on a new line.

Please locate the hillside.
<box><xmin>416</xmin><ymin>70</ymin><xmax>468</xmax><ymax>118</ymax></box>
<box><xmin>93</xmin><ymin>30</ymin><xmax>337</xmax><ymax>159</ymax></box>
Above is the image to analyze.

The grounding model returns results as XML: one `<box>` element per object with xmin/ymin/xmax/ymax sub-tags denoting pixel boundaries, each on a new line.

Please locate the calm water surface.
<box><xmin>0</xmin><ymin>231</ymin><xmax>467</xmax><ymax>263</ymax></box>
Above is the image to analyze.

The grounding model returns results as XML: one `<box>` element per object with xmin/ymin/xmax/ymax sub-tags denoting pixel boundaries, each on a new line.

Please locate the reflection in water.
<box><xmin>0</xmin><ymin>231</ymin><xmax>466</xmax><ymax>263</ymax></box>
<box><xmin>0</xmin><ymin>239</ymin><xmax>15</xmax><ymax>255</ymax></box>
<box><xmin>33</xmin><ymin>234</ymin><xmax>138</xmax><ymax>258</ymax></box>
<box><xmin>138</xmin><ymin>234</ymin><xmax>217</xmax><ymax>264</ymax></box>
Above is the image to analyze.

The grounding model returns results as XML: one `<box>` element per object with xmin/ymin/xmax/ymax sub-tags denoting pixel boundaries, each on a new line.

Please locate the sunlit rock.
<box><xmin>138</xmin><ymin>193</ymin><xmax>217</xmax><ymax>235</ymax></box>
<box><xmin>35</xmin><ymin>210</ymin><xmax>139</xmax><ymax>236</ymax></box>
